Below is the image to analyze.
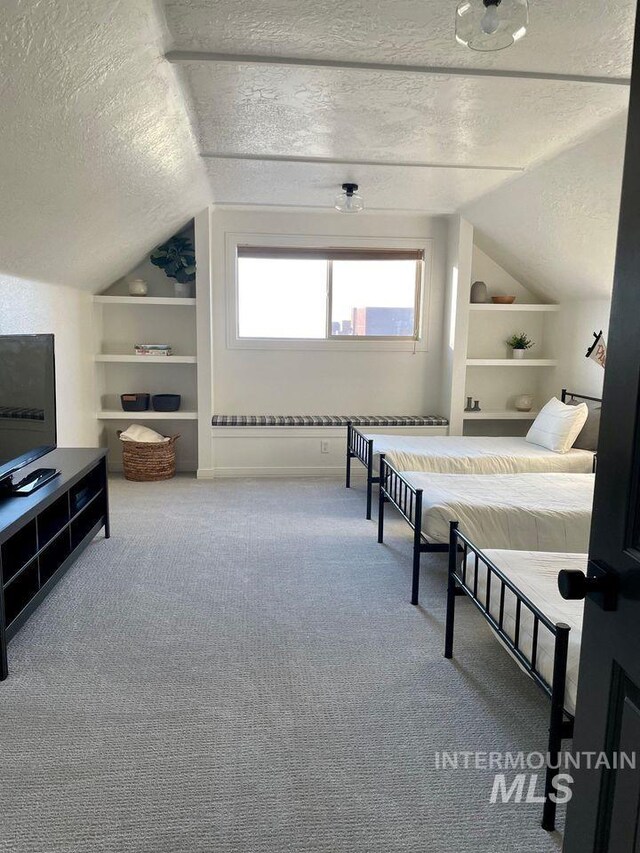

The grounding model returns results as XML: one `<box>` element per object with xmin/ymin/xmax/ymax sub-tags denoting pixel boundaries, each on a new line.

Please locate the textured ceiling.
<box><xmin>464</xmin><ymin>113</ymin><xmax>628</xmax><ymax>301</ymax></box>
<box><xmin>0</xmin><ymin>0</ymin><xmax>631</xmax><ymax>300</ymax></box>
<box><xmin>0</xmin><ymin>0</ymin><xmax>209</xmax><ymax>292</ymax></box>
<box><xmin>183</xmin><ymin>61</ymin><xmax>627</xmax><ymax>166</ymax></box>
<box><xmin>163</xmin><ymin>0</ymin><xmax>631</xmax><ymax>215</ymax></box>
<box><xmin>161</xmin><ymin>0</ymin><xmax>632</xmax><ymax>300</ymax></box>
<box><xmin>164</xmin><ymin>0</ymin><xmax>635</xmax><ymax>77</ymax></box>
<box><xmin>202</xmin><ymin>157</ymin><xmax>512</xmax><ymax>211</ymax></box>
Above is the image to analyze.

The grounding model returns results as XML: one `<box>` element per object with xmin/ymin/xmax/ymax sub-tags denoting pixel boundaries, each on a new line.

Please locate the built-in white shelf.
<box><xmin>98</xmin><ymin>410</ymin><xmax>198</xmax><ymax>420</ymax></box>
<box><xmin>463</xmin><ymin>410</ymin><xmax>540</xmax><ymax>420</ymax></box>
<box><xmin>95</xmin><ymin>354</ymin><xmax>197</xmax><ymax>364</ymax></box>
<box><xmin>468</xmin><ymin>303</ymin><xmax>559</xmax><ymax>312</ymax></box>
<box><xmin>94</xmin><ymin>296</ymin><xmax>196</xmax><ymax>306</ymax></box>
<box><xmin>466</xmin><ymin>358</ymin><xmax>557</xmax><ymax>367</ymax></box>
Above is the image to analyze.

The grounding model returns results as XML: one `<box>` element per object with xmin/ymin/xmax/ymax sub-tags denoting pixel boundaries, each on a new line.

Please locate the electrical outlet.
<box><xmin>320</xmin><ymin>440</ymin><xmax>330</xmax><ymax>454</ymax></box>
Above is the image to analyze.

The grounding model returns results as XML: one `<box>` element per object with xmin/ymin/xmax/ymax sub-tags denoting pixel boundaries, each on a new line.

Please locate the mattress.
<box><xmin>463</xmin><ymin>549</ymin><xmax>587</xmax><ymax>714</ymax></box>
<box><xmin>363</xmin><ymin>434</ymin><xmax>594</xmax><ymax>475</ymax></box>
<box><xmin>405</xmin><ymin>471</ymin><xmax>594</xmax><ymax>552</ymax></box>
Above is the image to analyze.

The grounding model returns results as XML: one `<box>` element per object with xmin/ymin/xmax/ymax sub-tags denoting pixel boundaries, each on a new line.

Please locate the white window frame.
<box><xmin>225</xmin><ymin>232</ymin><xmax>433</xmax><ymax>352</ymax></box>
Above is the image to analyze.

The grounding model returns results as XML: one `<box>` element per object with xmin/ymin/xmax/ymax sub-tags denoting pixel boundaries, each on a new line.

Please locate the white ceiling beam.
<box><xmin>166</xmin><ymin>50</ymin><xmax>631</xmax><ymax>87</ymax></box>
<box><xmin>200</xmin><ymin>152</ymin><xmax>524</xmax><ymax>172</ymax></box>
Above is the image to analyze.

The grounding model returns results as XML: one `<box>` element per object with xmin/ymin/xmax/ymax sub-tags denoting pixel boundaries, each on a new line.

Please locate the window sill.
<box><xmin>227</xmin><ymin>338</ymin><xmax>428</xmax><ymax>352</ymax></box>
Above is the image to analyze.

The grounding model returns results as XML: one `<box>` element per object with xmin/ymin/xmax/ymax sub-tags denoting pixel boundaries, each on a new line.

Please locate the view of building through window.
<box><xmin>331</xmin><ymin>260</ymin><xmax>416</xmax><ymax>336</ymax></box>
<box><xmin>237</xmin><ymin>253</ymin><xmax>420</xmax><ymax>339</ymax></box>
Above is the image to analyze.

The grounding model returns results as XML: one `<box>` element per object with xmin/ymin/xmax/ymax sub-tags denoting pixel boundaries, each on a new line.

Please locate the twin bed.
<box><xmin>346</xmin><ymin>389</ymin><xmax>596</xmax><ymax>519</ymax></box>
<box><xmin>364</xmin><ymin>390</ymin><xmax>597</xmax><ymax>605</ymax></box>
<box><xmin>445</xmin><ymin>523</ymin><xmax>585</xmax><ymax>831</ymax></box>
<box><xmin>377</xmin><ymin>462</ymin><xmax>594</xmax><ymax>604</ymax></box>
<box><xmin>344</xmin><ymin>390</ymin><xmax>598</xmax><ymax>831</ymax></box>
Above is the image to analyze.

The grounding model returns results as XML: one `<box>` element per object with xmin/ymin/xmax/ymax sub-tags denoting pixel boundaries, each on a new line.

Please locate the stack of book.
<box><xmin>134</xmin><ymin>344</ymin><xmax>173</xmax><ymax>357</ymax></box>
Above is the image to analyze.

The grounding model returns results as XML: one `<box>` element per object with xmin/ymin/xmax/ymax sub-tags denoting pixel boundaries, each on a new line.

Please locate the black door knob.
<box><xmin>558</xmin><ymin>570</ymin><xmax>591</xmax><ymax>600</ymax></box>
<box><xmin>558</xmin><ymin>565</ymin><xmax>617</xmax><ymax>610</ymax></box>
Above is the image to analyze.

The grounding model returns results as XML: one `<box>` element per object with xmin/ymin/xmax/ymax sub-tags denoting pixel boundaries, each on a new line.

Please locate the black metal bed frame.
<box><xmin>346</xmin><ymin>391</ymin><xmax>598</xmax><ymax>519</ymax></box>
<box><xmin>562</xmin><ymin>389</ymin><xmax>601</xmax><ymax>472</ymax></box>
<box><xmin>377</xmin><ymin>454</ymin><xmax>448</xmax><ymax>605</ymax></box>
<box><xmin>444</xmin><ymin>521</ymin><xmax>574</xmax><ymax>832</ymax></box>
<box><xmin>374</xmin><ymin>389</ymin><xmax>601</xmax><ymax>605</ymax></box>
<box><xmin>345</xmin><ymin>422</ymin><xmax>378</xmax><ymax>520</ymax></box>
<box><xmin>560</xmin><ymin>388</ymin><xmax>601</xmax><ymax>405</ymax></box>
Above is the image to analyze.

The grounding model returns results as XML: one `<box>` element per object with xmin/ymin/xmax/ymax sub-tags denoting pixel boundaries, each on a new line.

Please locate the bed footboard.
<box><xmin>378</xmin><ymin>455</ymin><xmax>447</xmax><ymax>605</ymax></box>
<box><xmin>445</xmin><ymin>521</ymin><xmax>574</xmax><ymax>832</ymax></box>
<box><xmin>346</xmin><ymin>423</ymin><xmax>377</xmax><ymax>520</ymax></box>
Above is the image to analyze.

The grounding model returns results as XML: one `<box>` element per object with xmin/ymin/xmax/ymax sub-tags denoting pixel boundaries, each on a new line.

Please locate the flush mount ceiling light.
<box><xmin>334</xmin><ymin>183</ymin><xmax>364</xmax><ymax>214</ymax></box>
<box><xmin>455</xmin><ymin>0</ymin><xmax>528</xmax><ymax>51</ymax></box>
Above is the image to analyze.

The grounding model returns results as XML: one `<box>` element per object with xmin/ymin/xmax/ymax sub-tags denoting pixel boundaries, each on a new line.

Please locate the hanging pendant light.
<box><xmin>455</xmin><ymin>0</ymin><xmax>528</xmax><ymax>51</ymax></box>
<box><xmin>334</xmin><ymin>183</ymin><xmax>364</xmax><ymax>214</ymax></box>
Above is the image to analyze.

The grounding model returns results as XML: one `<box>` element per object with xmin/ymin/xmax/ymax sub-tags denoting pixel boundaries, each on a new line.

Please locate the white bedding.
<box><xmin>464</xmin><ymin>549</ymin><xmax>586</xmax><ymax>714</ymax></box>
<box><xmin>404</xmin><ymin>471</ymin><xmax>594</xmax><ymax>551</ymax></box>
<box><xmin>364</xmin><ymin>434</ymin><xmax>594</xmax><ymax>475</ymax></box>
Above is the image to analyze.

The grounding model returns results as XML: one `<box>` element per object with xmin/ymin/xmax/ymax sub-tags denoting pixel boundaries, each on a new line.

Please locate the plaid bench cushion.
<box><xmin>212</xmin><ymin>415</ymin><xmax>449</xmax><ymax>427</ymax></box>
<box><xmin>0</xmin><ymin>406</ymin><xmax>45</xmax><ymax>421</ymax></box>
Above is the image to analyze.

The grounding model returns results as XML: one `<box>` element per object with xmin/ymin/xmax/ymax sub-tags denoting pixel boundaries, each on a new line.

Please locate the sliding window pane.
<box><xmin>331</xmin><ymin>260</ymin><xmax>418</xmax><ymax>337</ymax></box>
<box><xmin>238</xmin><ymin>258</ymin><xmax>327</xmax><ymax>339</ymax></box>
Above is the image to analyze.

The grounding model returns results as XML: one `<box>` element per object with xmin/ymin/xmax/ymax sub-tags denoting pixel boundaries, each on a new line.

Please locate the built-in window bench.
<box><xmin>205</xmin><ymin>415</ymin><xmax>449</xmax><ymax>479</ymax></box>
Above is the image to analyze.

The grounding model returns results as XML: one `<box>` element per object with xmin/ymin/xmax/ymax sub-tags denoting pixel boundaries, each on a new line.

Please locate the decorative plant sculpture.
<box><xmin>150</xmin><ymin>236</ymin><xmax>196</xmax><ymax>283</ymax></box>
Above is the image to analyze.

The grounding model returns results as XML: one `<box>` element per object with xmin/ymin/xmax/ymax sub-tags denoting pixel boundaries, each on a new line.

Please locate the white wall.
<box><xmin>210</xmin><ymin>208</ymin><xmax>448</xmax><ymax>415</ymax></box>
<box><xmin>544</xmin><ymin>299</ymin><xmax>611</xmax><ymax>401</ymax></box>
<box><xmin>442</xmin><ymin>215</ymin><xmax>473</xmax><ymax>434</ymax></box>
<box><xmin>0</xmin><ymin>275</ymin><xmax>98</xmax><ymax>447</ymax></box>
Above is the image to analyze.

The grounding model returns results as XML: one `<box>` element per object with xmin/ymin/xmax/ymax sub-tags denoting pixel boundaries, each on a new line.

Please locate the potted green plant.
<box><xmin>150</xmin><ymin>236</ymin><xmax>196</xmax><ymax>298</ymax></box>
<box><xmin>506</xmin><ymin>332</ymin><xmax>534</xmax><ymax>360</ymax></box>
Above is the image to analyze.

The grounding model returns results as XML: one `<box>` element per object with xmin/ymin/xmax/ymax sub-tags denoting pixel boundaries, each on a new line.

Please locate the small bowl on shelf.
<box><xmin>152</xmin><ymin>394</ymin><xmax>181</xmax><ymax>412</ymax></box>
<box><xmin>491</xmin><ymin>296</ymin><xmax>516</xmax><ymax>304</ymax></box>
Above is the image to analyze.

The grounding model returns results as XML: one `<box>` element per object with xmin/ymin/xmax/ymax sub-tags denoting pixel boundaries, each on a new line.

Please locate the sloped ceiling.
<box><xmin>162</xmin><ymin>0</ymin><xmax>633</xmax><ymax>214</ymax></box>
<box><xmin>1</xmin><ymin>0</ymin><xmax>633</xmax><ymax>302</ymax></box>
<box><xmin>0</xmin><ymin>0</ymin><xmax>209</xmax><ymax>292</ymax></box>
<box><xmin>465</xmin><ymin>113</ymin><xmax>628</xmax><ymax>301</ymax></box>
<box><xmin>163</xmin><ymin>0</ymin><xmax>633</xmax><ymax>77</ymax></box>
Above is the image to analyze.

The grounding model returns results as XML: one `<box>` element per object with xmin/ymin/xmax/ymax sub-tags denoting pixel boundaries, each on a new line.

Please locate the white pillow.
<box><xmin>526</xmin><ymin>397</ymin><xmax>589</xmax><ymax>453</ymax></box>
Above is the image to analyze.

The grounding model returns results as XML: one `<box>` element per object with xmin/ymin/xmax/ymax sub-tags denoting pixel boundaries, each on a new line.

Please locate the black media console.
<box><xmin>0</xmin><ymin>448</ymin><xmax>109</xmax><ymax>680</ymax></box>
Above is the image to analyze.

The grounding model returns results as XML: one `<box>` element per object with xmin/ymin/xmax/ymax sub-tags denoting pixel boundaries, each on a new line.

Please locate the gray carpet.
<box><xmin>0</xmin><ymin>477</ymin><xmax>565</xmax><ymax>852</ymax></box>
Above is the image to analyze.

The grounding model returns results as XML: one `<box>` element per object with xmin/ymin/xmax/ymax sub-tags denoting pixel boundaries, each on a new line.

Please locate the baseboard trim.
<box><xmin>198</xmin><ymin>465</ymin><xmax>363</xmax><ymax>479</ymax></box>
<box><xmin>197</xmin><ymin>468</ymin><xmax>216</xmax><ymax>479</ymax></box>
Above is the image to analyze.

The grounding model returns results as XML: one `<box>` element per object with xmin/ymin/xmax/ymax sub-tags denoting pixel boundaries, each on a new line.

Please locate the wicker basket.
<box><xmin>118</xmin><ymin>432</ymin><xmax>180</xmax><ymax>482</ymax></box>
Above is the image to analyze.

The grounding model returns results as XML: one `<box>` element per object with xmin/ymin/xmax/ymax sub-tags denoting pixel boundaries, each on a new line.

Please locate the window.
<box><xmin>238</xmin><ymin>257</ymin><xmax>327</xmax><ymax>339</ymax></box>
<box><xmin>237</xmin><ymin>247</ymin><xmax>423</xmax><ymax>341</ymax></box>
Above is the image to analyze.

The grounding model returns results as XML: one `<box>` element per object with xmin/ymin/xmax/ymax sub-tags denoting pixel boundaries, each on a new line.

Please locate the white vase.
<box><xmin>515</xmin><ymin>394</ymin><xmax>534</xmax><ymax>412</ymax></box>
<box><xmin>128</xmin><ymin>278</ymin><xmax>148</xmax><ymax>296</ymax></box>
<box><xmin>174</xmin><ymin>281</ymin><xmax>192</xmax><ymax>299</ymax></box>
<box><xmin>512</xmin><ymin>348</ymin><xmax>525</xmax><ymax>359</ymax></box>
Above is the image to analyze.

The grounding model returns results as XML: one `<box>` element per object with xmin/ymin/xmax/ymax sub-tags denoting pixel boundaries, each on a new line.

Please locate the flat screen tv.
<box><xmin>0</xmin><ymin>334</ymin><xmax>57</xmax><ymax>487</ymax></box>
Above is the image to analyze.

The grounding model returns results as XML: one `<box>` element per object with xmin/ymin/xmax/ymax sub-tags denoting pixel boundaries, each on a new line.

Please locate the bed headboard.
<box><xmin>561</xmin><ymin>389</ymin><xmax>603</xmax><ymax>405</ymax></box>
